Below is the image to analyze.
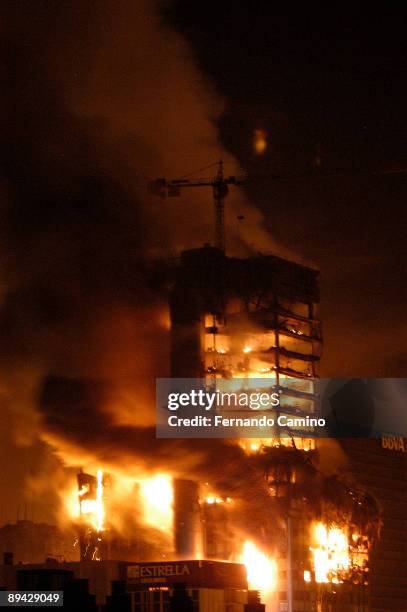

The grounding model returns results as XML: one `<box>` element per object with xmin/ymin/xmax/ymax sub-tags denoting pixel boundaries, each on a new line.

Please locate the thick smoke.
<box><xmin>1</xmin><ymin>0</ymin><xmax>278</xmax><ymax>520</ymax></box>
<box><xmin>39</xmin><ymin>376</ymin><xmax>246</xmax><ymax>477</ymax></box>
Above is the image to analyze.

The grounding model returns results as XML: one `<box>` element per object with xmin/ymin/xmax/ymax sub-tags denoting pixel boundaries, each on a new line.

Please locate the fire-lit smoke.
<box><xmin>68</xmin><ymin>471</ymin><xmax>174</xmax><ymax>546</ymax></box>
<box><xmin>0</xmin><ymin>0</ymin><xmax>281</xmax><ymax>520</ymax></box>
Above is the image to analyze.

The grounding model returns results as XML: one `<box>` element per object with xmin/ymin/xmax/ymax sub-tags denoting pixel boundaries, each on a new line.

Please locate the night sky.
<box><xmin>1</xmin><ymin>3</ymin><xmax>407</xmax><ymax>522</ymax></box>
<box><xmin>167</xmin><ymin>5</ymin><xmax>407</xmax><ymax>377</ymax></box>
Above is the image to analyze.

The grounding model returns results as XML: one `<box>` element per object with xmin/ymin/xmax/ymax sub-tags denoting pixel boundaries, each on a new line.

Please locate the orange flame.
<box><xmin>310</xmin><ymin>522</ymin><xmax>350</xmax><ymax>583</ymax></box>
<box><xmin>139</xmin><ymin>474</ymin><xmax>173</xmax><ymax>532</ymax></box>
<box><xmin>78</xmin><ymin>470</ymin><xmax>105</xmax><ymax>533</ymax></box>
<box><xmin>241</xmin><ymin>541</ymin><xmax>277</xmax><ymax>595</ymax></box>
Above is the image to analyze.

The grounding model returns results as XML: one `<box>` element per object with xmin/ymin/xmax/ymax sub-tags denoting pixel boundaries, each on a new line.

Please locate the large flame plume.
<box><xmin>78</xmin><ymin>469</ymin><xmax>105</xmax><ymax>534</ymax></box>
<box><xmin>240</xmin><ymin>541</ymin><xmax>277</xmax><ymax>595</ymax></box>
<box><xmin>139</xmin><ymin>474</ymin><xmax>174</xmax><ymax>532</ymax></box>
<box><xmin>310</xmin><ymin>522</ymin><xmax>350</xmax><ymax>583</ymax></box>
<box><xmin>309</xmin><ymin>521</ymin><xmax>369</xmax><ymax>585</ymax></box>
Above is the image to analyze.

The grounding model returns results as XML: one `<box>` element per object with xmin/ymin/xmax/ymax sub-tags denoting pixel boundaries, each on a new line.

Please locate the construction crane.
<box><xmin>149</xmin><ymin>159</ymin><xmax>407</xmax><ymax>253</ymax></box>
<box><xmin>148</xmin><ymin>160</ymin><xmax>246</xmax><ymax>252</ymax></box>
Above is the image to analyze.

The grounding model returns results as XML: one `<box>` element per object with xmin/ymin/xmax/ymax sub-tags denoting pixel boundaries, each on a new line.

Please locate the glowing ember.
<box><xmin>243</xmin><ymin>346</ymin><xmax>252</xmax><ymax>353</ymax></box>
<box><xmin>139</xmin><ymin>474</ymin><xmax>174</xmax><ymax>531</ymax></box>
<box><xmin>241</xmin><ymin>541</ymin><xmax>277</xmax><ymax>595</ymax></box>
<box><xmin>253</xmin><ymin>129</ymin><xmax>267</xmax><ymax>155</ymax></box>
<box><xmin>205</xmin><ymin>495</ymin><xmax>232</xmax><ymax>505</ymax></box>
<box><xmin>310</xmin><ymin>522</ymin><xmax>350</xmax><ymax>583</ymax></box>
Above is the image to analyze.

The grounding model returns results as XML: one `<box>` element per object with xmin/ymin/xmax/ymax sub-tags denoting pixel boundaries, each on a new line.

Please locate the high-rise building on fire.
<box><xmin>167</xmin><ymin>245</ymin><xmax>383</xmax><ymax>612</ymax></box>
<box><xmin>170</xmin><ymin>245</ymin><xmax>321</xmax><ymax>434</ymax></box>
<box><xmin>168</xmin><ymin>245</ymin><xmax>326</xmax><ymax>611</ymax></box>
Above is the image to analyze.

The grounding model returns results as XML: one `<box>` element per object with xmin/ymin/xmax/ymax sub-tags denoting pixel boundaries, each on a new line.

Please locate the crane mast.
<box><xmin>148</xmin><ymin>160</ymin><xmax>245</xmax><ymax>252</ymax></box>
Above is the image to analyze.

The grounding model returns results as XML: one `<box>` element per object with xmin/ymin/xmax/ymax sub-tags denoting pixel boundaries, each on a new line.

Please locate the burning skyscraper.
<box><xmin>30</xmin><ymin>242</ymin><xmax>380</xmax><ymax>612</ymax></box>
<box><xmin>166</xmin><ymin>244</ymin><xmax>379</xmax><ymax>611</ymax></box>
<box><xmin>170</xmin><ymin>244</ymin><xmax>321</xmax><ymax>444</ymax></box>
<box><xmin>34</xmin><ymin>241</ymin><xmax>380</xmax><ymax>612</ymax></box>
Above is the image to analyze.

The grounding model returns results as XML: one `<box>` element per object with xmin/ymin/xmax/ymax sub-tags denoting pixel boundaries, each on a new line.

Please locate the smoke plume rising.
<box><xmin>1</xmin><ymin>0</ymin><xmax>278</xmax><ymax>521</ymax></box>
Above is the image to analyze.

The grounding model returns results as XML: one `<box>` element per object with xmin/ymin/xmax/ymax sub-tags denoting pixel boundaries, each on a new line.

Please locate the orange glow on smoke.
<box><xmin>67</xmin><ymin>471</ymin><xmax>175</xmax><ymax>536</ymax></box>
<box><xmin>241</xmin><ymin>541</ymin><xmax>277</xmax><ymax>595</ymax></box>
<box><xmin>139</xmin><ymin>474</ymin><xmax>174</xmax><ymax>531</ymax></box>
<box><xmin>310</xmin><ymin>522</ymin><xmax>350</xmax><ymax>583</ymax></box>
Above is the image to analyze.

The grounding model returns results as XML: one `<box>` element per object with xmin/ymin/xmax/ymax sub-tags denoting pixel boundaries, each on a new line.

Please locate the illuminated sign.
<box><xmin>381</xmin><ymin>434</ymin><xmax>406</xmax><ymax>452</ymax></box>
<box><xmin>127</xmin><ymin>560</ymin><xmax>247</xmax><ymax>589</ymax></box>
<box><xmin>128</xmin><ymin>564</ymin><xmax>190</xmax><ymax>581</ymax></box>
